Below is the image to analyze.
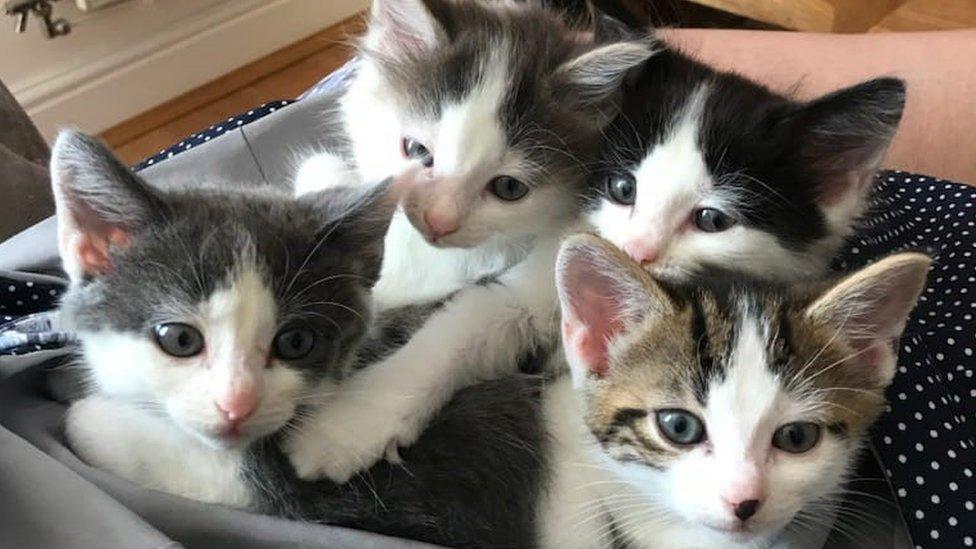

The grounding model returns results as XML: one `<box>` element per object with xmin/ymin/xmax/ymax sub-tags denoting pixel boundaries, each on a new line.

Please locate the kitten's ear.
<box><xmin>554</xmin><ymin>40</ymin><xmax>656</xmax><ymax>123</ymax></box>
<box><xmin>556</xmin><ymin>234</ymin><xmax>671</xmax><ymax>378</ymax></box>
<box><xmin>365</xmin><ymin>0</ymin><xmax>446</xmax><ymax>58</ymax></box>
<box><xmin>794</xmin><ymin>78</ymin><xmax>906</xmax><ymax>205</ymax></box>
<box><xmin>304</xmin><ymin>179</ymin><xmax>398</xmax><ymax>287</ymax></box>
<box><xmin>805</xmin><ymin>252</ymin><xmax>929</xmax><ymax>387</ymax></box>
<box><xmin>50</xmin><ymin>131</ymin><xmax>167</xmax><ymax>282</ymax></box>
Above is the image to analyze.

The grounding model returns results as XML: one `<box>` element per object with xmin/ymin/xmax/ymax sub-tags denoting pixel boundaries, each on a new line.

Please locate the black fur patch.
<box><xmin>587</xmin><ymin>46</ymin><xmax>905</xmax><ymax>255</ymax></box>
<box><xmin>827</xmin><ymin>421</ymin><xmax>849</xmax><ymax>438</ymax></box>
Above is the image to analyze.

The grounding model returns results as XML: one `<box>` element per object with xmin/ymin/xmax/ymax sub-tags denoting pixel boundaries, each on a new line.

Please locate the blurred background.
<box><xmin>1</xmin><ymin>0</ymin><xmax>973</xmax><ymax>165</ymax></box>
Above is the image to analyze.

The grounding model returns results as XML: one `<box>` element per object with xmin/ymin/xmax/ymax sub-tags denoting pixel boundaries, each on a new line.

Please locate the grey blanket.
<box><xmin>0</xmin><ymin>76</ymin><xmax>435</xmax><ymax>549</ymax></box>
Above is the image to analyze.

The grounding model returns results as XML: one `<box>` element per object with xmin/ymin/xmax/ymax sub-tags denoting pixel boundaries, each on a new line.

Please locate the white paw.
<box><xmin>294</xmin><ymin>152</ymin><xmax>356</xmax><ymax>197</ymax></box>
<box><xmin>285</xmin><ymin>394</ymin><xmax>425</xmax><ymax>483</ymax></box>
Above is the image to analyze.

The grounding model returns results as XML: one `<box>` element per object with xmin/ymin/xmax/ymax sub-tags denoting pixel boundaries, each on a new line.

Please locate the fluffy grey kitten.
<box><xmin>57</xmin><ymin>131</ymin><xmax>549</xmax><ymax>548</ymax></box>
<box><xmin>287</xmin><ymin>0</ymin><xmax>654</xmax><ymax>482</ymax></box>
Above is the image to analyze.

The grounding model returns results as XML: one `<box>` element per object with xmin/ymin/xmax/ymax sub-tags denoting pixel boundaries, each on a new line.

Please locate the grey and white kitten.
<box><xmin>588</xmin><ymin>45</ymin><xmax>906</xmax><ymax>281</ymax></box>
<box><xmin>287</xmin><ymin>0</ymin><xmax>654</xmax><ymax>482</ymax></box>
<box><xmin>57</xmin><ymin>132</ymin><xmax>548</xmax><ymax>548</ymax></box>
<box><xmin>543</xmin><ymin>234</ymin><xmax>929</xmax><ymax>548</ymax></box>
<box><xmin>56</xmin><ymin>129</ymin><xmax>392</xmax><ymax>494</ymax></box>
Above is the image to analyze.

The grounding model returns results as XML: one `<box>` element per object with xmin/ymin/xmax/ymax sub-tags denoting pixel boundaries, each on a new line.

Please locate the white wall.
<box><xmin>0</xmin><ymin>0</ymin><xmax>369</xmax><ymax>140</ymax></box>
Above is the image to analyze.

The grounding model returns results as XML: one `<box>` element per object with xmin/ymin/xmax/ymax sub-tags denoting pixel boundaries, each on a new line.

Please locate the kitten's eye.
<box><xmin>605</xmin><ymin>173</ymin><xmax>637</xmax><ymax>205</ymax></box>
<box><xmin>153</xmin><ymin>323</ymin><xmax>204</xmax><ymax>358</ymax></box>
<box><xmin>272</xmin><ymin>327</ymin><xmax>316</xmax><ymax>360</ymax></box>
<box><xmin>694</xmin><ymin>208</ymin><xmax>737</xmax><ymax>233</ymax></box>
<box><xmin>489</xmin><ymin>176</ymin><xmax>530</xmax><ymax>202</ymax></box>
<box><xmin>656</xmin><ymin>409</ymin><xmax>706</xmax><ymax>445</ymax></box>
<box><xmin>402</xmin><ymin>138</ymin><xmax>433</xmax><ymax>167</ymax></box>
<box><xmin>772</xmin><ymin>422</ymin><xmax>821</xmax><ymax>454</ymax></box>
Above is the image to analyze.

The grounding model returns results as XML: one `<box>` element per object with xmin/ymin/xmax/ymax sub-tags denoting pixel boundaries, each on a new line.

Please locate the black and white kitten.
<box><xmin>57</xmin><ymin>132</ymin><xmax>548</xmax><ymax>548</ymax></box>
<box><xmin>588</xmin><ymin>45</ymin><xmax>906</xmax><ymax>280</ymax></box>
<box><xmin>286</xmin><ymin>0</ymin><xmax>654</xmax><ymax>482</ymax></box>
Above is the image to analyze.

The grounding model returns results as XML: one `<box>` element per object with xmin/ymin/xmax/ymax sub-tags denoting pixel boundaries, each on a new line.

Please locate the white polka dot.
<box><xmin>916</xmin><ymin>476</ymin><xmax>926</xmax><ymax>485</ymax></box>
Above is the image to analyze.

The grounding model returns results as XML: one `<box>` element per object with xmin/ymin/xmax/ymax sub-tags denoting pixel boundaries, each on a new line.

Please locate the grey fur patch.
<box><xmin>244</xmin><ymin>375</ymin><xmax>548</xmax><ymax>549</ymax></box>
<box><xmin>55</xmin><ymin>132</ymin><xmax>394</xmax><ymax>382</ymax></box>
<box><xmin>351</xmin><ymin>299</ymin><xmax>447</xmax><ymax>372</ymax></box>
<box><xmin>364</xmin><ymin>0</ymin><xmax>652</xmax><ymax>199</ymax></box>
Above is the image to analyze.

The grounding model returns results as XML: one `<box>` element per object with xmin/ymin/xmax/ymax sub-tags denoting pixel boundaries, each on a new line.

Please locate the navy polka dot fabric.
<box><xmin>0</xmin><ymin>278</ymin><xmax>68</xmax><ymax>355</ymax></box>
<box><xmin>835</xmin><ymin>172</ymin><xmax>975</xmax><ymax>548</ymax></box>
<box><xmin>0</xmin><ymin>278</ymin><xmax>62</xmax><ymax>318</ymax></box>
<box><xmin>132</xmin><ymin>100</ymin><xmax>293</xmax><ymax>171</ymax></box>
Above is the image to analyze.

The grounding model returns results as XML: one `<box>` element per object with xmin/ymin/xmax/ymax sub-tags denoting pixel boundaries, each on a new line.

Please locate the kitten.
<box><xmin>587</xmin><ymin>45</ymin><xmax>906</xmax><ymax>281</ymax></box>
<box><xmin>542</xmin><ymin>234</ymin><xmax>929</xmax><ymax>548</ymax></box>
<box><xmin>57</xmin><ymin>130</ymin><xmax>393</xmax><ymax>503</ymax></box>
<box><xmin>56</xmin><ymin>132</ymin><xmax>549</xmax><ymax>548</ymax></box>
<box><xmin>286</xmin><ymin>0</ymin><xmax>654</xmax><ymax>482</ymax></box>
<box><xmin>297</xmin><ymin>0</ymin><xmax>652</xmax><ymax>304</ymax></box>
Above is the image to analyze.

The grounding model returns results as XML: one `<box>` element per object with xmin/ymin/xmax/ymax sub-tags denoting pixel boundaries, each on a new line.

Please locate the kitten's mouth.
<box><xmin>703</xmin><ymin>520</ymin><xmax>757</xmax><ymax>539</ymax></box>
<box><xmin>204</xmin><ymin>424</ymin><xmax>252</xmax><ymax>448</ymax></box>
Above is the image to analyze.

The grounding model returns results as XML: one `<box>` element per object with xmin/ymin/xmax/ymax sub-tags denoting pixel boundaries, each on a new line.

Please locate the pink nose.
<box><xmin>424</xmin><ymin>211</ymin><xmax>459</xmax><ymax>240</ymax></box>
<box><xmin>622</xmin><ymin>239</ymin><xmax>659</xmax><ymax>266</ymax></box>
<box><xmin>215</xmin><ymin>390</ymin><xmax>259</xmax><ymax>425</ymax></box>
<box><xmin>721</xmin><ymin>469</ymin><xmax>764</xmax><ymax>521</ymax></box>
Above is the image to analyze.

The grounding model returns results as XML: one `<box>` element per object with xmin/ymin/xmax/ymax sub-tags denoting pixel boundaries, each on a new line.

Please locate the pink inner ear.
<box><xmin>68</xmin><ymin>196</ymin><xmax>131</xmax><ymax>276</ymax></box>
<box><xmin>562</xmin><ymin>262</ymin><xmax>629</xmax><ymax>377</ymax></box>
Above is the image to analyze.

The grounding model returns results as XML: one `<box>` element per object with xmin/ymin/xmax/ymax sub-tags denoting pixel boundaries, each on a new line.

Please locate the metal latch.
<box><xmin>4</xmin><ymin>0</ymin><xmax>70</xmax><ymax>38</ymax></box>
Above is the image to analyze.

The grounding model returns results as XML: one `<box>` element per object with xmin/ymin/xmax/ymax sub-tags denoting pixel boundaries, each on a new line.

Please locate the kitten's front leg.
<box><xmin>285</xmin><ymin>242</ymin><xmax>562</xmax><ymax>482</ymax></box>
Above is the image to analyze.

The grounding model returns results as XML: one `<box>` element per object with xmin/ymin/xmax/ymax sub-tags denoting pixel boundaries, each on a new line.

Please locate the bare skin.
<box><xmin>662</xmin><ymin>29</ymin><xmax>976</xmax><ymax>184</ymax></box>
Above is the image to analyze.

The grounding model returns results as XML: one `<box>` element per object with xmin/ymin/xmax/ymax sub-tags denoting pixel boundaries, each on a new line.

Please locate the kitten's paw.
<box><xmin>285</xmin><ymin>423</ymin><xmax>371</xmax><ymax>483</ymax></box>
<box><xmin>286</xmin><ymin>396</ymin><xmax>422</xmax><ymax>483</ymax></box>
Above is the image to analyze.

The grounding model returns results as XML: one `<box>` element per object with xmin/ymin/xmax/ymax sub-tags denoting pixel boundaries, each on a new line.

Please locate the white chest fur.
<box><xmin>66</xmin><ymin>395</ymin><xmax>252</xmax><ymax>508</ymax></box>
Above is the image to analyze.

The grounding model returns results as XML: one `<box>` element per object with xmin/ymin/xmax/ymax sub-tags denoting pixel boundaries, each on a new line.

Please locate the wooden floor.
<box><xmin>101</xmin><ymin>15</ymin><xmax>363</xmax><ymax>165</ymax></box>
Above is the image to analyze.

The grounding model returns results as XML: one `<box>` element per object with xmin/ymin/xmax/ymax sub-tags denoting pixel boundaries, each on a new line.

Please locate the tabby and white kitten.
<box><xmin>287</xmin><ymin>0</ymin><xmax>653</xmax><ymax>482</ymax></box>
<box><xmin>588</xmin><ymin>46</ymin><xmax>906</xmax><ymax>281</ymax></box>
<box><xmin>56</xmin><ymin>132</ymin><xmax>551</xmax><ymax>547</ymax></box>
<box><xmin>542</xmin><ymin>234</ymin><xmax>929</xmax><ymax>548</ymax></box>
<box><xmin>56</xmin><ymin>131</ymin><xmax>394</xmax><ymax>505</ymax></box>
